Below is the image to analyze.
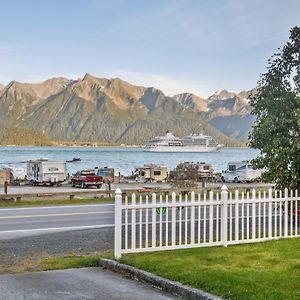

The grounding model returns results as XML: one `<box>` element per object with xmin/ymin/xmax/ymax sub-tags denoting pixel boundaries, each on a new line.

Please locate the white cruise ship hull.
<box><xmin>143</xmin><ymin>145</ymin><xmax>221</xmax><ymax>153</ymax></box>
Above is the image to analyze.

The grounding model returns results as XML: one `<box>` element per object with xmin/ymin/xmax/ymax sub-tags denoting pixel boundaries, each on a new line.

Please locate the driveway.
<box><xmin>0</xmin><ymin>267</ymin><xmax>178</xmax><ymax>300</ymax></box>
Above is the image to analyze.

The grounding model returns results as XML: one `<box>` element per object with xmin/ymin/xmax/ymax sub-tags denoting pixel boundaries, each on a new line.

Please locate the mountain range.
<box><xmin>0</xmin><ymin>74</ymin><xmax>255</xmax><ymax>146</ymax></box>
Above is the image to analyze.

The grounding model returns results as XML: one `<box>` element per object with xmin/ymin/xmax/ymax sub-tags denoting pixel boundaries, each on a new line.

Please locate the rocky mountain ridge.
<box><xmin>0</xmin><ymin>74</ymin><xmax>255</xmax><ymax>145</ymax></box>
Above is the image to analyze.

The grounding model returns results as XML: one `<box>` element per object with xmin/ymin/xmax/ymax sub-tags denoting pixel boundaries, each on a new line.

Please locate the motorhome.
<box><xmin>171</xmin><ymin>162</ymin><xmax>214</xmax><ymax>181</ymax></box>
<box><xmin>27</xmin><ymin>159</ymin><xmax>67</xmax><ymax>185</ymax></box>
<box><xmin>221</xmin><ymin>161</ymin><xmax>262</xmax><ymax>183</ymax></box>
<box><xmin>135</xmin><ymin>164</ymin><xmax>168</xmax><ymax>183</ymax></box>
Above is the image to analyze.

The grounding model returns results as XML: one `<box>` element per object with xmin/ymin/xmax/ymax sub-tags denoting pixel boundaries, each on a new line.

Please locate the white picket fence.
<box><xmin>114</xmin><ymin>185</ymin><xmax>300</xmax><ymax>258</ymax></box>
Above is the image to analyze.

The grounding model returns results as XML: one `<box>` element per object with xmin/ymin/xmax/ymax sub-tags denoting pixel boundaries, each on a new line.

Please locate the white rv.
<box><xmin>221</xmin><ymin>161</ymin><xmax>262</xmax><ymax>183</ymax></box>
<box><xmin>135</xmin><ymin>164</ymin><xmax>168</xmax><ymax>183</ymax></box>
<box><xmin>27</xmin><ymin>159</ymin><xmax>67</xmax><ymax>185</ymax></box>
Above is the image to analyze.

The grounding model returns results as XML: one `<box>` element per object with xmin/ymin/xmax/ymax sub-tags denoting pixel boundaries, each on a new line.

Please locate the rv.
<box><xmin>135</xmin><ymin>164</ymin><xmax>168</xmax><ymax>183</ymax></box>
<box><xmin>221</xmin><ymin>161</ymin><xmax>262</xmax><ymax>183</ymax></box>
<box><xmin>170</xmin><ymin>161</ymin><xmax>214</xmax><ymax>182</ymax></box>
<box><xmin>27</xmin><ymin>159</ymin><xmax>67</xmax><ymax>186</ymax></box>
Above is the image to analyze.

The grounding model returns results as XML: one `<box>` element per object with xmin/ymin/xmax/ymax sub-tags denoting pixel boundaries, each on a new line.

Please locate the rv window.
<box><xmin>49</xmin><ymin>167</ymin><xmax>59</xmax><ymax>171</ymax></box>
<box><xmin>154</xmin><ymin>171</ymin><xmax>161</xmax><ymax>176</ymax></box>
<box><xmin>229</xmin><ymin>165</ymin><xmax>236</xmax><ymax>171</ymax></box>
<box><xmin>203</xmin><ymin>166</ymin><xmax>210</xmax><ymax>170</ymax></box>
<box><xmin>141</xmin><ymin>171</ymin><xmax>145</xmax><ymax>176</ymax></box>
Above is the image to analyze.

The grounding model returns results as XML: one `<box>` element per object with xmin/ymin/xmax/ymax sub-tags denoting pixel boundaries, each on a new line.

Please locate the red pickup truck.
<box><xmin>71</xmin><ymin>170</ymin><xmax>103</xmax><ymax>188</ymax></box>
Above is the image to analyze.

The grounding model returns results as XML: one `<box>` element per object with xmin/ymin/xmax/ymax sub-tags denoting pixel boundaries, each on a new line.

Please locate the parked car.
<box><xmin>221</xmin><ymin>161</ymin><xmax>262</xmax><ymax>183</ymax></box>
<box><xmin>71</xmin><ymin>169</ymin><xmax>103</xmax><ymax>188</ymax></box>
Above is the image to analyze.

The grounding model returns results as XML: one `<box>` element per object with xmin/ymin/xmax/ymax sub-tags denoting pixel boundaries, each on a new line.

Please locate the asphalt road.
<box><xmin>0</xmin><ymin>204</ymin><xmax>115</xmax><ymax>240</ymax></box>
<box><xmin>0</xmin><ymin>267</ymin><xmax>178</xmax><ymax>300</ymax></box>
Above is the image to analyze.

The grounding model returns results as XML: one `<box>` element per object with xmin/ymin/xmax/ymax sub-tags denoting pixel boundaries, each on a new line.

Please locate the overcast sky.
<box><xmin>0</xmin><ymin>0</ymin><xmax>299</xmax><ymax>98</ymax></box>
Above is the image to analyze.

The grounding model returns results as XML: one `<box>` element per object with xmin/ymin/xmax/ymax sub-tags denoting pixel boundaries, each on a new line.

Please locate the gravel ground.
<box><xmin>0</xmin><ymin>227</ymin><xmax>114</xmax><ymax>274</ymax></box>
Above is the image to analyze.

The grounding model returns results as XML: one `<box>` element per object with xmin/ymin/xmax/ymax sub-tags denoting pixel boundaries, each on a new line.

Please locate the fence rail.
<box><xmin>114</xmin><ymin>186</ymin><xmax>300</xmax><ymax>258</ymax></box>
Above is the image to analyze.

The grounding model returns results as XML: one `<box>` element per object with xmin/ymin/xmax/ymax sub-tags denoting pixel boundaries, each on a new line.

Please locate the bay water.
<box><xmin>0</xmin><ymin>146</ymin><xmax>259</xmax><ymax>176</ymax></box>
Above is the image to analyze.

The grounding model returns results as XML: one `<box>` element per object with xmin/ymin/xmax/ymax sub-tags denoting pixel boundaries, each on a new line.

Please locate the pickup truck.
<box><xmin>71</xmin><ymin>170</ymin><xmax>103</xmax><ymax>188</ymax></box>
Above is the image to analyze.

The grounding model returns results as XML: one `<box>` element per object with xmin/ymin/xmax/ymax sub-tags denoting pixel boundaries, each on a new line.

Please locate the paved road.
<box><xmin>0</xmin><ymin>267</ymin><xmax>178</xmax><ymax>300</ymax></box>
<box><xmin>0</xmin><ymin>204</ymin><xmax>114</xmax><ymax>239</ymax></box>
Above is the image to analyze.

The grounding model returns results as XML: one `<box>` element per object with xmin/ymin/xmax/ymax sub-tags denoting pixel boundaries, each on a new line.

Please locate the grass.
<box><xmin>120</xmin><ymin>238</ymin><xmax>300</xmax><ymax>300</ymax></box>
<box><xmin>2</xmin><ymin>253</ymin><xmax>110</xmax><ymax>274</ymax></box>
<box><xmin>0</xmin><ymin>197</ymin><xmax>114</xmax><ymax>208</ymax></box>
<box><xmin>40</xmin><ymin>255</ymin><xmax>102</xmax><ymax>271</ymax></box>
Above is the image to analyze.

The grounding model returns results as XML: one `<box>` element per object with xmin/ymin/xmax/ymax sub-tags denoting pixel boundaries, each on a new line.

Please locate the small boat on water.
<box><xmin>66</xmin><ymin>157</ymin><xmax>81</xmax><ymax>163</ymax></box>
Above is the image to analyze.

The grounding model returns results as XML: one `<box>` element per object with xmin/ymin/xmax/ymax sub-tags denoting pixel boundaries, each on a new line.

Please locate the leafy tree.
<box><xmin>249</xmin><ymin>26</ymin><xmax>300</xmax><ymax>190</ymax></box>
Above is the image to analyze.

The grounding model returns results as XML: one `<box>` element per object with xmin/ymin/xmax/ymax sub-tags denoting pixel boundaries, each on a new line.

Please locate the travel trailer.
<box><xmin>135</xmin><ymin>164</ymin><xmax>168</xmax><ymax>183</ymax></box>
<box><xmin>27</xmin><ymin>159</ymin><xmax>67</xmax><ymax>185</ymax></box>
<box><xmin>170</xmin><ymin>162</ymin><xmax>214</xmax><ymax>181</ymax></box>
<box><xmin>221</xmin><ymin>161</ymin><xmax>262</xmax><ymax>183</ymax></box>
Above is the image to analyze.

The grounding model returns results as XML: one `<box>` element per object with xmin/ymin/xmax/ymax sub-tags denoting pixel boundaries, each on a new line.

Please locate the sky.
<box><xmin>0</xmin><ymin>0</ymin><xmax>299</xmax><ymax>98</ymax></box>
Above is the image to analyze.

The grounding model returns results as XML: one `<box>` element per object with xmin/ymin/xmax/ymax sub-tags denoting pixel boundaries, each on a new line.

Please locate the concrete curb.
<box><xmin>100</xmin><ymin>258</ymin><xmax>223</xmax><ymax>300</ymax></box>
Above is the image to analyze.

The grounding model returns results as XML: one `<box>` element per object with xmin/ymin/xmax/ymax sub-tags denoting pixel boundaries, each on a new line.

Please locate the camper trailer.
<box><xmin>135</xmin><ymin>164</ymin><xmax>168</xmax><ymax>183</ymax></box>
<box><xmin>169</xmin><ymin>161</ymin><xmax>214</xmax><ymax>182</ymax></box>
<box><xmin>27</xmin><ymin>159</ymin><xmax>67</xmax><ymax>186</ymax></box>
<box><xmin>221</xmin><ymin>161</ymin><xmax>262</xmax><ymax>183</ymax></box>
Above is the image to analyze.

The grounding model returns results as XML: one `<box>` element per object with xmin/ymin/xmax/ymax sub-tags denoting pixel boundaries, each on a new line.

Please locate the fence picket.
<box><xmin>252</xmin><ymin>189</ymin><xmax>256</xmax><ymax>240</ymax></box>
<box><xmin>145</xmin><ymin>195</ymin><xmax>149</xmax><ymax>248</ymax></box>
<box><xmin>131</xmin><ymin>194</ymin><xmax>136</xmax><ymax>249</ymax></box>
<box><xmin>209</xmin><ymin>191</ymin><xmax>214</xmax><ymax>243</ymax></box>
<box><xmin>152</xmin><ymin>193</ymin><xmax>156</xmax><ymax>248</ymax></box>
<box><xmin>235</xmin><ymin>190</ymin><xmax>239</xmax><ymax>241</ymax></box>
<box><xmin>171</xmin><ymin>192</ymin><xmax>176</xmax><ymax>246</ymax></box>
<box><xmin>191</xmin><ymin>192</ymin><xmax>195</xmax><ymax>245</ymax></box>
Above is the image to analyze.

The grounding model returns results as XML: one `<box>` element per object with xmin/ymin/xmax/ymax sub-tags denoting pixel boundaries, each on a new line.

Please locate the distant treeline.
<box><xmin>0</xmin><ymin>124</ymin><xmax>52</xmax><ymax>146</ymax></box>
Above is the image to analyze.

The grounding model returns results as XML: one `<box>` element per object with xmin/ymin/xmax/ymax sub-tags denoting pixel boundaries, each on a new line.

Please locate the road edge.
<box><xmin>100</xmin><ymin>258</ymin><xmax>223</xmax><ymax>300</ymax></box>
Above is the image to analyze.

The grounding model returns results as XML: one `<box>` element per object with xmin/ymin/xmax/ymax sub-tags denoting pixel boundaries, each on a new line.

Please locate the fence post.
<box><xmin>221</xmin><ymin>185</ymin><xmax>228</xmax><ymax>247</ymax></box>
<box><xmin>114</xmin><ymin>188</ymin><xmax>122</xmax><ymax>258</ymax></box>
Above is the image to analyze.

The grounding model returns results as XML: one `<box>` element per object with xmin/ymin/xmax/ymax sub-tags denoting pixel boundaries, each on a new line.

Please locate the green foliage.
<box><xmin>0</xmin><ymin>124</ymin><xmax>52</xmax><ymax>146</ymax></box>
<box><xmin>249</xmin><ymin>26</ymin><xmax>300</xmax><ymax>190</ymax></box>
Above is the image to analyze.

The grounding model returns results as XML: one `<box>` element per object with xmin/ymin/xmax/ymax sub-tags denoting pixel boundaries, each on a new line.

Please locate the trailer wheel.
<box><xmin>221</xmin><ymin>176</ymin><xmax>225</xmax><ymax>182</ymax></box>
<box><xmin>234</xmin><ymin>177</ymin><xmax>239</xmax><ymax>183</ymax></box>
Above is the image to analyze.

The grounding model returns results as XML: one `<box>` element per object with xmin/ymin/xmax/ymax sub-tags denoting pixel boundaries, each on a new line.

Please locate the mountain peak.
<box><xmin>174</xmin><ymin>92</ymin><xmax>207</xmax><ymax>112</ymax></box>
<box><xmin>208</xmin><ymin>89</ymin><xmax>236</xmax><ymax>101</ymax></box>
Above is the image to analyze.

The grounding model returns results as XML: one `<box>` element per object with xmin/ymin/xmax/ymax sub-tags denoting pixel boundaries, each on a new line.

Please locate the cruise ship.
<box><xmin>143</xmin><ymin>132</ymin><xmax>223</xmax><ymax>152</ymax></box>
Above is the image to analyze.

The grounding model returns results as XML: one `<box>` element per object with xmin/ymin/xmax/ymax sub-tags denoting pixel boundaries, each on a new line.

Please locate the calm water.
<box><xmin>0</xmin><ymin>146</ymin><xmax>259</xmax><ymax>176</ymax></box>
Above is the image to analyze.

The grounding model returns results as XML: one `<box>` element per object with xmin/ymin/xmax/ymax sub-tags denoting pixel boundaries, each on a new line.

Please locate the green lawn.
<box><xmin>41</xmin><ymin>255</ymin><xmax>102</xmax><ymax>271</ymax></box>
<box><xmin>121</xmin><ymin>238</ymin><xmax>300</xmax><ymax>300</ymax></box>
<box><xmin>0</xmin><ymin>197</ymin><xmax>114</xmax><ymax>208</ymax></box>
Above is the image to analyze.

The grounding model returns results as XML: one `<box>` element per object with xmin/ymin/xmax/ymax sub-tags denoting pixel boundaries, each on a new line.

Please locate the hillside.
<box><xmin>0</xmin><ymin>74</ymin><xmax>255</xmax><ymax>146</ymax></box>
<box><xmin>0</xmin><ymin>124</ymin><xmax>52</xmax><ymax>146</ymax></box>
